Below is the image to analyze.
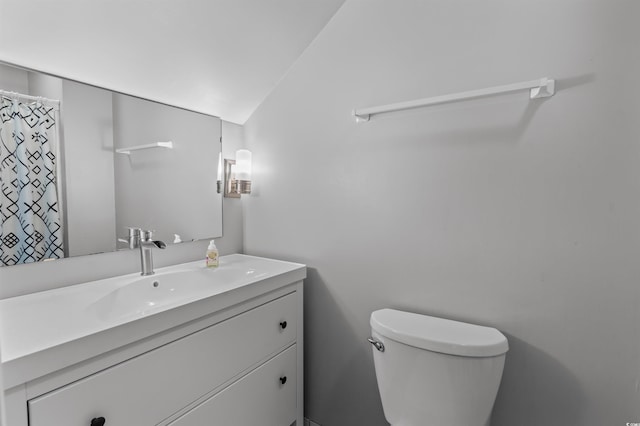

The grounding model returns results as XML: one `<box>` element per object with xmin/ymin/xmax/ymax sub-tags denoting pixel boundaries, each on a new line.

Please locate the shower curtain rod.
<box><xmin>353</xmin><ymin>77</ymin><xmax>555</xmax><ymax>122</ymax></box>
<box><xmin>0</xmin><ymin>89</ymin><xmax>60</xmax><ymax>107</ymax></box>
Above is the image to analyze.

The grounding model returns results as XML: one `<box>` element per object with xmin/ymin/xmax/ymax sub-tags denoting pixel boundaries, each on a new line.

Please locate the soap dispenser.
<box><xmin>206</xmin><ymin>240</ymin><xmax>219</xmax><ymax>268</ymax></box>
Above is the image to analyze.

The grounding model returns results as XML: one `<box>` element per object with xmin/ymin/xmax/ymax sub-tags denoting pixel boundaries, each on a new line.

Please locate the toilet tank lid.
<box><xmin>370</xmin><ymin>309</ymin><xmax>509</xmax><ymax>357</ymax></box>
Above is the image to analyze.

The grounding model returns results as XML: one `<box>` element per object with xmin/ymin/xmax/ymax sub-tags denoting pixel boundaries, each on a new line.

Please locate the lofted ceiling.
<box><xmin>0</xmin><ymin>0</ymin><xmax>345</xmax><ymax>124</ymax></box>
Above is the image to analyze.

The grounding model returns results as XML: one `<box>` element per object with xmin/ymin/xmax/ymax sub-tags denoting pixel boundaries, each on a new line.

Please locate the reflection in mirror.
<box><xmin>0</xmin><ymin>62</ymin><xmax>223</xmax><ymax>266</ymax></box>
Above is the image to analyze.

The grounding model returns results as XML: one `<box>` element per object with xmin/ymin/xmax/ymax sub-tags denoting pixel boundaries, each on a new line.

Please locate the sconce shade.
<box><xmin>223</xmin><ymin>149</ymin><xmax>252</xmax><ymax>197</ymax></box>
<box><xmin>216</xmin><ymin>152</ymin><xmax>223</xmax><ymax>193</ymax></box>
<box><xmin>235</xmin><ymin>149</ymin><xmax>252</xmax><ymax>181</ymax></box>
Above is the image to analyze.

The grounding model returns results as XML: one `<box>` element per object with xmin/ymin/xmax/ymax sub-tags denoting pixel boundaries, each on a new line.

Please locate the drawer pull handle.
<box><xmin>279</xmin><ymin>376</ymin><xmax>287</xmax><ymax>385</ymax></box>
<box><xmin>91</xmin><ymin>417</ymin><xmax>106</xmax><ymax>426</ymax></box>
<box><xmin>279</xmin><ymin>321</ymin><xmax>287</xmax><ymax>330</ymax></box>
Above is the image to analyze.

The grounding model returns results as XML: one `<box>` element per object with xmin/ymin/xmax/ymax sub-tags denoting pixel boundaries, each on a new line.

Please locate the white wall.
<box><xmin>0</xmin><ymin>0</ymin><xmax>344</xmax><ymax>124</ymax></box>
<box><xmin>62</xmin><ymin>80</ymin><xmax>117</xmax><ymax>257</ymax></box>
<box><xmin>243</xmin><ymin>1</ymin><xmax>640</xmax><ymax>425</ymax></box>
<box><xmin>0</xmin><ymin>64</ymin><xmax>27</xmax><ymax>93</ymax></box>
<box><xmin>26</xmin><ymin>72</ymin><xmax>62</xmax><ymax>101</ymax></box>
<box><xmin>220</xmin><ymin>121</ymin><xmax>245</xmax><ymax>255</ymax></box>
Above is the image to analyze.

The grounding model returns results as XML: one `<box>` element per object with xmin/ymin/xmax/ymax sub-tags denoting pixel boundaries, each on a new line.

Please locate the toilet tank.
<box><xmin>370</xmin><ymin>309</ymin><xmax>508</xmax><ymax>426</ymax></box>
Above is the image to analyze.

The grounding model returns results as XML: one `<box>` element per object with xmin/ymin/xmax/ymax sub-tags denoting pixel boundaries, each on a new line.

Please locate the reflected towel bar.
<box><xmin>116</xmin><ymin>141</ymin><xmax>173</xmax><ymax>155</ymax></box>
<box><xmin>353</xmin><ymin>77</ymin><xmax>555</xmax><ymax>122</ymax></box>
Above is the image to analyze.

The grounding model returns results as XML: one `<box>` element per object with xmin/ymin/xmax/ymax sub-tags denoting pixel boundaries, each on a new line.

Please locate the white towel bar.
<box><xmin>116</xmin><ymin>141</ymin><xmax>173</xmax><ymax>155</ymax></box>
<box><xmin>353</xmin><ymin>77</ymin><xmax>555</xmax><ymax>122</ymax></box>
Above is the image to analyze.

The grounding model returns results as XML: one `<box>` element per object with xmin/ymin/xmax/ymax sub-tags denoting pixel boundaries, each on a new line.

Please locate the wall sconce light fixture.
<box><xmin>224</xmin><ymin>149</ymin><xmax>252</xmax><ymax>198</ymax></box>
<box><xmin>216</xmin><ymin>152</ymin><xmax>223</xmax><ymax>194</ymax></box>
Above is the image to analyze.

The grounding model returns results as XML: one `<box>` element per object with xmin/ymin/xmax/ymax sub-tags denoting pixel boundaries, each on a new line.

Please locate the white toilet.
<box><xmin>369</xmin><ymin>309</ymin><xmax>508</xmax><ymax>426</ymax></box>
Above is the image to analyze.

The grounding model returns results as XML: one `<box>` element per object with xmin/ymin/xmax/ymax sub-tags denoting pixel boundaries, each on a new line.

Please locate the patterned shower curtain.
<box><xmin>0</xmin><ymin>97</ymin><xmax>64</xmax><ymax>265</ymax></box>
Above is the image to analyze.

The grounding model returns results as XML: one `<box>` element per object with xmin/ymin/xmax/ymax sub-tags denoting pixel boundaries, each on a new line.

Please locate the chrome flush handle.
<box><xmin>368</xmin><ymin>337</ymin><xmax>385</xmax><ymax>352</ymax></box>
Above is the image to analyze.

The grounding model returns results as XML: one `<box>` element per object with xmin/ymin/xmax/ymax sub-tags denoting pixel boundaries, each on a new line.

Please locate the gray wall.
<box><xmin>243</xmin><ymin>1</ymin><xmax>640</xmax><ymax>425</ymax></box>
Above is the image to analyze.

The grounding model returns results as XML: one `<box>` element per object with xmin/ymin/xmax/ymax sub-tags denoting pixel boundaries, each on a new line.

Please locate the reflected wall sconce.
<box><xmin>217</xmin><ymin>153</ymin><xmax>223</xmax><ymax>194</ymax></box>
<box><xmin>224</xmin><ymin>149</ymin><xmax>252</xmax><ymax>198</ymax></box>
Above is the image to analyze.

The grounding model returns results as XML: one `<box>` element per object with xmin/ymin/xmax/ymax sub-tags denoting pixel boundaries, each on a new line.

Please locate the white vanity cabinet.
<box><xmin>1</xmin><ymin>255</ymin><xmax>305</xmax><ymax>426</ymax></box>
<box><xmin>168</xmin><ymin>345</ymin><xmax>298</xmax><ymax>426</ymax></box>
<box><xmin>28</xmin><ymin>293</ymin><xmax>298</xmax><ymax>426</ymax></box>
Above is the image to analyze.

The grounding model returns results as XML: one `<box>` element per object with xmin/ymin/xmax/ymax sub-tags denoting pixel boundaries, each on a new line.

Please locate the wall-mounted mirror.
<box><xmin>0</xmin><ymin>62</ymin><xmax>222</xmax><ymax>266</ymax></box>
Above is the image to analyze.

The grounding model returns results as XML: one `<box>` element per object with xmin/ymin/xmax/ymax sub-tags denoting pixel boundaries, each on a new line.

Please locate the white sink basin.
<box><xmin>90</xmin><ymin>265</ymin><xmax>269</xmax><ymax>321</ymax></box>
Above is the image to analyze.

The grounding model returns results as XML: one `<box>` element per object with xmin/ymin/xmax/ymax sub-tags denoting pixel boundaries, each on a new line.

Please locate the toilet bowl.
<box><xmin>369</xmin><ymin>309</ymin><xmax>508</xmax><ymax>426</ymax></box>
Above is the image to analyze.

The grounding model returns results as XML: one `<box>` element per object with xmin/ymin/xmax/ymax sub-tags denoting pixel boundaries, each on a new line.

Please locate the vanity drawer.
<box><xmin>169</xmin><ymin>345</ymin><xmax>297</xmax><ymax>426</ymax></box>
<box><xmin>28</xmin><ymin>292</ymin><xmax>297</xmax><ymax>426</ymax></box>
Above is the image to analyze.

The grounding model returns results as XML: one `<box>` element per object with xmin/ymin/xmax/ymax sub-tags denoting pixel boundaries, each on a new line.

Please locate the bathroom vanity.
<box><xmin>0</xmin><ymin>254</ymin><xmax>305</xmax><ymax>426</ymax></box>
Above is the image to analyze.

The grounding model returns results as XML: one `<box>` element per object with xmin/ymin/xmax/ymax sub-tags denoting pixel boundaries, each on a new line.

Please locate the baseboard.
<box><xmin>304</xmin><ymin>417</ymin><xmax>321</xmax><ymax>426</ymax></box>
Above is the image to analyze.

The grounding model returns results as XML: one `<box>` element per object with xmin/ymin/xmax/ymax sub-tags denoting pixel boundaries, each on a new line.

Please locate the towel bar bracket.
<box><xmin>529</xmin><ymin>78</ymin><xmax>555</xmax><ymax>99</ymax></box>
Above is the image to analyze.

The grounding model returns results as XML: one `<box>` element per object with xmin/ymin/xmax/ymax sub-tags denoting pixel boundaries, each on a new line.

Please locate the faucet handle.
<box><xmin>140</xmin><ymin>229</ymin><xmax>155</xmax><ymax>242</ymax></box>
<box><xmin>123</xmin><ymin>227</ymin><xmax>142</xmax><ymax>249</ymax></box>
<box><xmin>126</xmin><ymin>227</ymin><xmax>141</xmax><ymax>237</ymax></box>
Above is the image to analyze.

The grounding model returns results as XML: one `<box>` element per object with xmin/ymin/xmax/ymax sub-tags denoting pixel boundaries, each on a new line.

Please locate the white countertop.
<box><xmin>0</xmin><ymin>254</ymin><xmax>305</xmax><ymax>388</ymax></box>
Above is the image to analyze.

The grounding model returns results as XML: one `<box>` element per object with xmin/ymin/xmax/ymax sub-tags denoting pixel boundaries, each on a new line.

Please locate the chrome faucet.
<box><xmin>139</xmin><ymin>229</ymin><xmax>166</xmax><ymax>276</ymax></box>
